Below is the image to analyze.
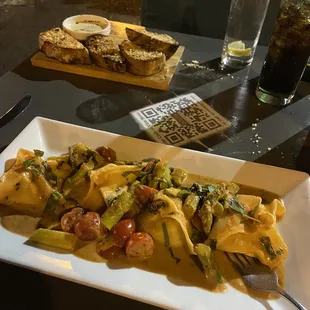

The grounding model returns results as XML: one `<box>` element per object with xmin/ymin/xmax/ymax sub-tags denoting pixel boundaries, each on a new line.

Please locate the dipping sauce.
<box><xmin>70</xmin><ymin>21</ymin><xmax>106</xmax><ymax>33</ymax></box>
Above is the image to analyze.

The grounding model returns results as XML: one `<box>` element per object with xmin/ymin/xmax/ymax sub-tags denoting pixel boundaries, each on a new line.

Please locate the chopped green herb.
<box><xmin>207</xmin><ymin>184</ymin><xmax>220</xmax><ymax>194</ymax></box>
<box><xmin>34</xmin><ymin>149</ymin><xmax>44</xmax><ymax>157</ymax></box>
<box><xmin>149</xmin><ymin>200</ymin><xmax>166</xmax><ymax>214</ymax></box>
<box><xmin>248</xmin><ymin>203</ymin><xmax>260</xmax><ymax>217</ymax></box>
<box><xmin>229</xmin><ymin>199</ymin><xmax>262</xmax><ymax>223</ymax></box>
<box><xmin>276</xmin><ymin>248</ymin><xmax>284</xmax><ymax>256</ymax></box>
<box><xmin>23</xmin><ymin>160</ymin><xmax>42</xmax><ymax>180</ymax></box>
<box><xmin>229</xmin><ymin>199</ymin><xmax>245</xmax><ymax>215</ymax></box>
<box><xmin>23</xmin><ymin>160</ymin><xmax>35</xmax><ymax>168</ymax></box>
<box><xmin>191</xmin><ymin>183</ymin><xmax>204</xmax><ymax>194</ymax></box>
<box><xmin>162</xmin><ymin>222</ymin><xmax>181</xmax><ymax>264</ymax></box>
<box><xmin>15</xmin><ymin>182</ymin><xmax>21</xmax><ymax>191</ymax></box>
<box><xmin>243</xmin><ymin>214</ymin><xmax>262</xmax><ymax>223</ymax></box>
<box><xmin>259</xmin><ymin>236</ymin><xmax>278</xmax><ymax>260</ymax></box>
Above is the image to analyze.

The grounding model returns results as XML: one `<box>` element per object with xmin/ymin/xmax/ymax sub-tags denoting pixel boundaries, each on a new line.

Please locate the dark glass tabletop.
<box><xmin>0</xmin><ymin>6</ymin><xmax>310</xmax><ymax>310</ymax></box>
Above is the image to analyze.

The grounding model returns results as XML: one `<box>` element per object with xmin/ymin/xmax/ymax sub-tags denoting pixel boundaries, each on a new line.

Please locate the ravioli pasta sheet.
<box><xmin>210</xmin><ymin>195</ymin><xmax>287</xmax><ymax>268</ymax></box>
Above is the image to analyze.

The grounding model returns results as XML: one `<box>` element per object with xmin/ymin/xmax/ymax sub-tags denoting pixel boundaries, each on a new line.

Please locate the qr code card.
<box><xmin>131</xmin><ymin>93</ymin><xmax>231</xmax><ymax>146</ymax></box>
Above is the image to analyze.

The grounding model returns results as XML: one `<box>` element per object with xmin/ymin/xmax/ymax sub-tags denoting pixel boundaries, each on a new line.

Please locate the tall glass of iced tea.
<box><xmin>256</xmin><ymin>0</ymin><xmax>310</xmax><ymax>106</ymax></box>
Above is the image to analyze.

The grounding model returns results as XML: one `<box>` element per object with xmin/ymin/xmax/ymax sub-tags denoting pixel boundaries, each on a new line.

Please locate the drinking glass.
<box><xmin>221</xmin><ymin>0</ymin><xmax>270</xmax><ymax>69</ymax></box>
<box><xmin>256</xmin><ymin>0</ymin><xmax>310</xmax><ymax>106</ymax></box>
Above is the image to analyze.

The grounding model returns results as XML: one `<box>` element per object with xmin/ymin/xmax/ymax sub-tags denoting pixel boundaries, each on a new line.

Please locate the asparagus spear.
<box><xmin>29</xmin><ymin>228</ymin><xmax>77</xmax><ymax>251</ymax></box>
<box><xmin>151</xmin><ymin>161</ymin><xmax>172</xmax><ymax>189</ymax></box>
<box><xmin>171</xmin><ymin>168</ymin><xmax>187</xmax><ymax>187</ymax></box>
<box><xmin>183</xmin><ymin>193</ymin><xmax>200</xmax><ymax>220</ymax></box>
<box><xmin>194</xmin><ymin>243</ymin><xmax>223</xmax><ymax>283</ymax></box>
<box><xmin>101</xmin><ymin>191</ymin><xmax>135</xmax><ymax>230</ymax></box>
<box><xmin>69</xmin><ymin>143</ymin><xmax>105</xmax><ymax>168</ymax></box>
<box><xmin>63</xmin><ymin>160</ymin><xmax>94</xmax><ymax>195</ymax></box>
<box><xmin>199</xmin><ymin>203</ymin><xmax>213</xmax><ymax>235</ymax></box>
<box><xmin>38</xmin><ymin>191</ymin><xmax>66</xmax><ymax>228</ymax></box>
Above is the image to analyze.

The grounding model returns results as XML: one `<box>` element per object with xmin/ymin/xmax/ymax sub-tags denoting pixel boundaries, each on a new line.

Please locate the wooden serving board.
<box><xmin>31</xmin><ymin>21</ymin><xmax>184</xmax><ymax>90</ymax></box>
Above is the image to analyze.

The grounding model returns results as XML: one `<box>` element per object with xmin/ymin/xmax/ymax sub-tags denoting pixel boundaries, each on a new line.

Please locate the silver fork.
<box><xmin>226</xmin><ymin>253</ymin><xmax>307</xmax><ymax>310</ymax></box>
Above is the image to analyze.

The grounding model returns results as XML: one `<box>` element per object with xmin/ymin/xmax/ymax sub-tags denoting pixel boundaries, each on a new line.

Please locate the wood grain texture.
<box><xmin>31</xmin><ymin>21</ymin><xmax>184</xmax><ymax>90</ymax></box>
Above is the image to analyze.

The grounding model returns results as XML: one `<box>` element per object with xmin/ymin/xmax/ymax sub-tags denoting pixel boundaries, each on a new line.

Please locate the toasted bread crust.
<box><xmin>85</xmin><ymin>34</ymin><xmax>126</xmax><ymax>73</ymax></box>
<box><xmin>126</xmin><ymin>28</ymin><xmax>179</xmax><ymax>59</ymax></box>
<box><xmin>39</xmin><ymin>28</ymin><xmax>90</xmax><ymax>64</ymax></box>
<box><xmin>85</xmin><ymin>34</ymin><xmax>119</xmax><ymax>55</ymax></box>
<box><xmin>120</xmin><ymin>40</ymin><xmax>166</xmax><ymax>76</ymax></box>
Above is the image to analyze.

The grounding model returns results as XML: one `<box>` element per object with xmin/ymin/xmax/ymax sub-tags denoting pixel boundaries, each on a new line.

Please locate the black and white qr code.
<box><xmin>131</xmin><ymin>93</ymin><xmax>230</xmax><ymax>146</ymax></box>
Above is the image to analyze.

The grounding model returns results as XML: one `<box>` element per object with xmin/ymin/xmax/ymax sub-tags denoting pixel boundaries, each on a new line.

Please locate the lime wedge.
<box><xmin>227</xmin><ymin>41</ymin><xmax>252</xmax><ymax>57</ymax></box>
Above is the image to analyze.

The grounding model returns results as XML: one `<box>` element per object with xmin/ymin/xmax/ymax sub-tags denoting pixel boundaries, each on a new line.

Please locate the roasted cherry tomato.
<box><xmin>74</xmin><ymin>212</ymin><xmax>103</xmax><ymax>241</ymax></box>
<box><xmin>95</xmin><ymin>146</ymin><xmax>117</xmax><ymax>163</ymax></box>
<box><xmin>60</xmin><ymin>207</ymin><xmax>84</xmax><ymax>233</ymax></box>
<box><xmin>111</xmin><ymin>219</ymin><xmax>136</xmax><ymax>247</ymax></box>
<box><xmin>125</xmin><ymin>232</ymin><xmax>154</xmax><ymax>260</ymax></box>
<box><xmin>134</xmin><ymin>185</ymin><xmax>158</xmax><ymax>205</ymax></box>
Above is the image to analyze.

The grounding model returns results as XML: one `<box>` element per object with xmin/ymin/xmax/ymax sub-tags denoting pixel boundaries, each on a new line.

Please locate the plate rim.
<box><xmin>0</xmin><ymin>116</ymin><xmax>309</xmax><ymax>310</ymax></box>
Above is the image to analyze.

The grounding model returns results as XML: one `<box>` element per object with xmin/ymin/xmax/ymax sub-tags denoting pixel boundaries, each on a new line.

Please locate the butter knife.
<box><xmin>0</xmin><ymin>95</ymin><xmax>31</xmax><ymax>129</ymax></box>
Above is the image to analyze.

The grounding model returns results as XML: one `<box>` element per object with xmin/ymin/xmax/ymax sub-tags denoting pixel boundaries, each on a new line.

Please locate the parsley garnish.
<box><xmin>259</xmin><ymin>236</ymin><xmax>279</xmax><ymax>260</ymax></box>
<box><xmin>34</xmin><ymin>149</ymin><xmax>44</xmax><ymax>157</ymax></box>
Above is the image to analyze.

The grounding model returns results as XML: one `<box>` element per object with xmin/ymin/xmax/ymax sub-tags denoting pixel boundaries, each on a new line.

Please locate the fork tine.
<box><xmin>241</xmin><ymin>254</ymin><xmax>251</xmax><ymax>264</ymax></box>
<box><xmin>236</xmin><ymin>253</ymin><xmax>253</xmax><ymax>265</ymax></box>
<box><xmin>234</xmin><ymin>253</ymin><xmax>247</xmax><ymax>268</ymax></box>
<box><xmin>225</xmin><ymin>252</ymin><xmax>234</xmax><ymax>264</ymax></box>
<box><xmin>225</xmin><ymin>252</ymin><xmax>245</xmax><ymax>274</ymax></box>
<box><xmin>242</xmin><ymin>254</ymin><xmax>261</xmax><ymax>266</ymax></box>
<box><xmin>253</xmin><ymin>257</ymin><xmax>261</xmax><ymax>265</ymax></box>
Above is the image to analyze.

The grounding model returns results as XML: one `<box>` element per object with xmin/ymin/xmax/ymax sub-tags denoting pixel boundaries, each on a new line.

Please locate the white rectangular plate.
<box><xmin>0</xmin><ymin>117</ymin><xmax>309</xmax><ymax>310</ymax></box>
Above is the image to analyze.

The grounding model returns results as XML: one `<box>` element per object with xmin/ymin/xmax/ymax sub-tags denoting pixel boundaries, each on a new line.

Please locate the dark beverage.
<box><xmin>256</xmin><ymin>0</ymin><xmax>310</xmax><ymax>106</ymax></box>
